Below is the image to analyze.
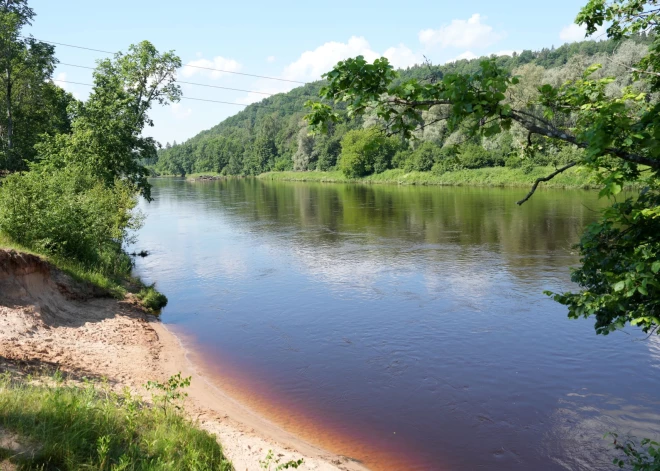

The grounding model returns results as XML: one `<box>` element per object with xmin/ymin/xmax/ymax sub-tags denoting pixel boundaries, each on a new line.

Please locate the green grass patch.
<box><xmin>259</xmin><ymin>166</ymin><xmax>602</xmax><ymax>188</ymax></box>
<box><xmin>136</xmin><ymin>285</ymin><xmax>169</xmax><ymax>313</ymax></box>
<box><xmin>0</xmin><ymin>371</ymin><xmax>233</xmax><ymax>471</ymax></box>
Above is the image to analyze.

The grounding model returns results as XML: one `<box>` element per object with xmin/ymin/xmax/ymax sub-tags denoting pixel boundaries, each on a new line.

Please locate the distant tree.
<box><xmin>339</xmin><ymin>128</ymin><xmax>400</xmax><ymax>177</ymax></box>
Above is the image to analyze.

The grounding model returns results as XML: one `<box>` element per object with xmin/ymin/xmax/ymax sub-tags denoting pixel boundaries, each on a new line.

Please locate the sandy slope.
<box><xmin>0</xmin><ymin>250</ymin><xmax>368</xmax><ymax>471</ymax></box>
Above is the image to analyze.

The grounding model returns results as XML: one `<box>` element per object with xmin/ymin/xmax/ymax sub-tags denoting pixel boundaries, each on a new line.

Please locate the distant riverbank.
<box><xmin>258</xmin><ymin>167</ymin><xmax>597</xmax><ymax>189</ymax></box>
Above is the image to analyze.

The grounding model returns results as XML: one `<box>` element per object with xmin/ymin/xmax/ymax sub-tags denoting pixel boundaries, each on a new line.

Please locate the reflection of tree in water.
<box><xmin>148</xmin><ymin>178</ymin><xmax>605</xmax><ymax>273</ymax></box>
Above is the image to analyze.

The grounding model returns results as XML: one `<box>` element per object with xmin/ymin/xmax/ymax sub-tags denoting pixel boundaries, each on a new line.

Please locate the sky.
<box><xmin>27</xmin><ymin>0</ymin><xmax>600</xmax><ymax>145</ymax></box>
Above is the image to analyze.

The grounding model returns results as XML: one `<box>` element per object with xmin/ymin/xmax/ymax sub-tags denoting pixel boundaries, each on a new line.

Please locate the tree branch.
<box><xmin>516</xmin><ymin>162</ymin><xmax>577</xmax><ymax>205</ymax></box>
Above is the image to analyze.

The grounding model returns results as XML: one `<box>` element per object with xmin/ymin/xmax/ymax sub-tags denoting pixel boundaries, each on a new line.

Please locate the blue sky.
<box><xmin>28</xmin><ymin>0</ymin><xmax>596</xmax><ymax>144</ymax></box>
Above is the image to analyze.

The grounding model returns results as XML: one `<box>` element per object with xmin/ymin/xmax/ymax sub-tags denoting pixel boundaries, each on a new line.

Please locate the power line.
<box><xmin>29</xmin><ymin>36</ymin><xmax>308</xmax><ymax>84</ymax></box>
<box><xmin>51</xmin><ymin>79</ymin><xmax>312</xmax><ymax>112</ymax></box>
<box><xmin>58</xmin><ymin>62</ymin><xmax>278</xmax><ymax>96</ymax></box>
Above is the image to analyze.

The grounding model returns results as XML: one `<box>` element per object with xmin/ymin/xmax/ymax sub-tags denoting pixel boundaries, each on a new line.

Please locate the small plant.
<box><xmin>136</xmin><ymin>284</ymin><xmax>168</xmax><ymax>312</ymax></box>
<box><xmin>259</xmin><ymin>449</ymin><xmax>304</xmax><ymax>470</ymax></box>
<box><xmin>608</xmin><ymin>433</ymin><xmax>660</xmax><ymax>470</ymax></box>
<box><xmin>145</xmin><ymin>372</ymin><xmax>191</xmax><ymax>415</ymax></box>
<box><xmin>97</xmin><ymin>435</ymin><xmax>112</xmax><ymax>470</ymax></box>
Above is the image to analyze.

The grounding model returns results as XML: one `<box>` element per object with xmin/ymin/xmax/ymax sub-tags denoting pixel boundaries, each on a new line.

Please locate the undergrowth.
<box><xmin>0</xmin><ymin>370</ymin><xmax>233</xmax><ymax>470</ymax></box>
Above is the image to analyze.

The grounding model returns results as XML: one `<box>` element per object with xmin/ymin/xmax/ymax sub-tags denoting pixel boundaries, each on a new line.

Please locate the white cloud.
<box><xmin>170</xmin><ymin>102</ymin><xmax>192</xmax><ymax>119</ymax></box>
<box><xmin>383</xmin><ymin>44</ymin><xmax>425</xmax><ymax>69</ymax></box>
<box><xmin>53</xmin><ymin>72</ymin><xmax>68</xmax><ymax>87</ymax></box>
<box><xmin>52</xmin><ymin>72</ymin><xmax>82</xmax><ymax>99</ymax></box>
<box><xmin>281</xmin><ymin>36</ymin><xmax>380</xmax><ymax>83</ymax></box>
<box><xmin>267</xmin><ymin>55</ymin><xmax>276</xmax><ymax>63</ymax></box>
<box><xmin>559</xmin><ymin>23</ymin><xmax>607</xmax><ymax>42</ymax></box>
<box><xmin>419</xmin><ymin>14</ymin><xmax>505</xmax><ymax>50</ymax></box>
<box><xmin>181</xmin><ymin>56</ymin><xmax>242</xmax><ymax>79</ymax></box>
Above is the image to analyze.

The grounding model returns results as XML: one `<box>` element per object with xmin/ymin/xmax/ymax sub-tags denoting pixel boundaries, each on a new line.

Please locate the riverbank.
<box><xmin>258</xmin><ymin>166</ymin><xmax>597</xmax><ymax>188</ymax></box>
<box><xmin>0</xmin><ymin>249</ymin><xmax>367</xmax><ymax>471</ymax></box>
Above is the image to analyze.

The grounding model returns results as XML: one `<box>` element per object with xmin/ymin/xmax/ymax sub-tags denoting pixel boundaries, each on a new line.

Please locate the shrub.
<box><xmin>405</xmin><ymin>141</ymin><xmax>442</xmax><ymax>172</ymax></box>
<box><xmin>0</xmin><ymin>164</ymin><xmax>141</xmax><ymax>273</ymax></box>
<box><xmin>458</xmin><ymin>143</ymin><xmax>497</xmax><ymax>169</ymax></box>
<box><xmin>137</xmin><ymin>284</ymin><xmax>168</xmax><ymax>312</ymax></box>
<box><xmin>338</xmin><ymin>129</ymin><xmax>401</xmax><ymax>177</ymax></box>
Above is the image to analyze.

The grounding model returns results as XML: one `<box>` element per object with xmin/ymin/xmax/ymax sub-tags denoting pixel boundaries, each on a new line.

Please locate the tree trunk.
<box><xmin>5</xmin><ymin>63</ymin><xmax>12</xmax><ymax>152</ymax></box>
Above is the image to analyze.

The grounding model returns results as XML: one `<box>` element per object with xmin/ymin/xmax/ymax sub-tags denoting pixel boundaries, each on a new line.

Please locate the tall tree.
<box><xmin>0</xmin><ymin>0</ymin><xmax>66</xmax><ymax>171</ymax></box>
<box><xmin>37</xmin><ymin>41</ymin><xmax>181</xmax><ymax>199</ymax></box>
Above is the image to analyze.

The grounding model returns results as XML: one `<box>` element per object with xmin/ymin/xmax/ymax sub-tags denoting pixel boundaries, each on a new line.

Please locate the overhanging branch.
<box><xmin>516</xmin><ymin>162</ymin><xmax>577</xmax><ymax>205</ymax></box>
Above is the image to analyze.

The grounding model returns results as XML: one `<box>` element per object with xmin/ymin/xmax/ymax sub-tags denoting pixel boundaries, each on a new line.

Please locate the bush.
<box><xmin>405</xmin><ymin>141</ymin><xmax>442</xmax><ymax>172</ymax></box>
<box><xmin>458</xmin><ymin>143</ymin><xmax>498</xmax><ymax>169</ymax></box>
<box><xmin>0</xmin><ymin>165</ymin><xmax>141</xmax><ymax>273</ymax></box>
<box><xmin>273</xmin><ymin>157</ymin><xmax>293</xmax><ymax>171</ymax></box>
<box><xmin>137</xmin><ymin>284</ymin><xmax>169</xmax><ymax>312</ymax></box>
<box><xmin>338</xmin><ymin>129</ymin><xmax>401</xmax><ymax>177</ymax></box>
<box><xmin>505</xmin><ymin>155</ymin><xmax>524</xmax><ymax>168</ymax></box>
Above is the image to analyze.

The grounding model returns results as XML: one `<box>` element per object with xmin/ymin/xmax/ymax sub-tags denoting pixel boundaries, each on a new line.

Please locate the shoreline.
<box><xmin>261</xmin><ymin>167</ymin><xmax>599</xmax><ymax>189</ymax></box>
<box><xmin>0</xmin><ymin>250</ymin><xmax>368</xmax><ymax>471</ymax></box>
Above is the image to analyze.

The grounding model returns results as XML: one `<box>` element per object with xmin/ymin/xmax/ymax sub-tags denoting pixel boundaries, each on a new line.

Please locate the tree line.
<box><xmin>154</xmin><ymin>35</ymin><xmax>652</xmax><ymax>178</ymax></box>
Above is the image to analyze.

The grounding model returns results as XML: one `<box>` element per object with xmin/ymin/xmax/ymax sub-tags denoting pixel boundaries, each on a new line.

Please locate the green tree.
<box><xmin>37</xmin><ymin>41</ymin><xmax>181</xmax><ymax>200</ymax></box>
<box><xmin>339</xmin><ymin>128</ymin><xmax>400</xmax><ymax>177</ymax></box>
<box><xmin>305</xmin><ymin>0</ymin><xmax>660</xmax><ymax>337</ymax></box>
<box><xmin>0</xmin><ymin>0</ymin><xmax>69</xmax><ymax>170</ymax></box>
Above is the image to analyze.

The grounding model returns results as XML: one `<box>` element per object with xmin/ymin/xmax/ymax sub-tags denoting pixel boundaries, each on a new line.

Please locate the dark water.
<box><xmin>132</xmin><ymin>178</ymin><xmax>660</xmax><ymax>471</ymax></box>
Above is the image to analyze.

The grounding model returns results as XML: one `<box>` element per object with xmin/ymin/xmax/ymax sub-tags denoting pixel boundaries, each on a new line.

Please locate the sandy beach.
<box><xmin>0</xmin><ymin>250</ymin><xmax>369</xmax><ymax>471</ymax></box>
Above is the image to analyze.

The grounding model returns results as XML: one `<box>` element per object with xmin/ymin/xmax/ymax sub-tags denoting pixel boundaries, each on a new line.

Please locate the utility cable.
<box><xmin>29</xmin><ymin>36</ymin><xmax>308</xmax><ymax>84</ymax></box>
<box><xmin>51</xmin><ymin>79</ymin><xmax>313</xmax><ymax>112</ymax></box>
<box><xmin>57</xmin><ymin>62</ymin><xmax>312</xmax><ymax>96</ymax></box>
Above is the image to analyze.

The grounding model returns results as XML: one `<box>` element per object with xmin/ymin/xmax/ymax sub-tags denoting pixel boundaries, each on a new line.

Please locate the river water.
<box><xmin>132</xmin><ymin>178</ymin><xmax>659</xmax><ymax>470</ymax></box>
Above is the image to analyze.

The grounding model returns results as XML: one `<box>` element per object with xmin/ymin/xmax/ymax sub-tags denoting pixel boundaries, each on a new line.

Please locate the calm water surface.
<box><xmin>132</xmin><ymin>178</ymin><xmax>660</xmax><ymax>471</ymax></box>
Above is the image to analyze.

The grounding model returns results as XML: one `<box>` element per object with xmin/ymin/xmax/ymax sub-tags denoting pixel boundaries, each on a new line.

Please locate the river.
<box><xmin>131</xmin><ymin>178</ymin><xmax>660</xmax><ymax>470</ymax></box>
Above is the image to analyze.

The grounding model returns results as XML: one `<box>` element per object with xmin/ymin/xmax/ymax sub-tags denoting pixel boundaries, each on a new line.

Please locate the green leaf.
<box><xmin>613</xmin><ymin>281</ymin><xmax>626</xmax><ymax>292</ymax></box>
<box><xmin>652</xmin><ymin>261</ymin><xmax>660</xmax><ymax>274</ymax></box>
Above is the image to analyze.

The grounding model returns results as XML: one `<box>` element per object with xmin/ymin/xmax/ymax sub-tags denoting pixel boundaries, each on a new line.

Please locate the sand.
<box><xmin>0</xmin><ymin>250</ymin><xmax>369</xmax><ymax>471</ymax></box>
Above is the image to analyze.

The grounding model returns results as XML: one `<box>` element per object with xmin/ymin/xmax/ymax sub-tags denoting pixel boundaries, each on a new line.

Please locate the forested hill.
<box><xmin>155</xmin><ymin>36</ymin><xmax>651</xmax><ymax>177</ymax></box>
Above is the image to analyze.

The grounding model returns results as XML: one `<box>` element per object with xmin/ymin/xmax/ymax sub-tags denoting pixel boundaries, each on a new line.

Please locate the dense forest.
<box><xmin>155</xmin><ymin>36</ymin><xmax>652</xmax><ymax>178</ymax></box>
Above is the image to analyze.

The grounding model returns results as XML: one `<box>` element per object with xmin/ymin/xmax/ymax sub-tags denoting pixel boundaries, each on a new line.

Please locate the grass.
<box><xmin>152</xmin><ymin>172</ymin><xmax>225</xmax><ymax>179</ymax></box>
<box><xmin>259</xmin><ymin>166</ymin><xmax>602</xmax><ymax>188</ymax></box>
<box><xmin>185</xmin><ymin>172</ymin><xmax>225</xmax><ymax>179</ymax></box>
<box><xmin>0</xmin><ymin>369</ymin><xmax>233</xmax><ymax>471</ymax></box>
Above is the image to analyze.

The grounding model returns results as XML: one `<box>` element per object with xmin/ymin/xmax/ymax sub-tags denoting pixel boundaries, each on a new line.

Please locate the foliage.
<box><xmin>608</xmin><ymin>433</ymin><xmax>660</xmax><ymax>470</ymax></box>
<box><xmin>136</xmin><ymin>284</ymin><xmax>169</xmax><ymax>312</ymax></box>
<box><xmin>338</xmin><ymin>128</ymin><xmax>401</xmax><ymax>177</ymax></box>
<box><xmin>259</xmin><ymin>449</ymin><xmax>303</xmax><ymax>471</ymax></box>
<box><xmin>0</xmin><ymin>0</ymin><xmax>74</xmax><ymax>171</ymax></box>
<box><xmin>0</xmin><ymin>15</ymin><xmax>180</xmax><ymax>298</ymax></box>
<box><xmin>145</xmin><ymin>373</ymin><xmax>191</xmax><ymax>415</ymax></box>
<box><xmin>549</xmin><ymin>184</ymin><xmax>660</xmax><ymax>335</ymax></box>
<box><xmin>304</xmin><ymin>0</ymin><xmax>660</xmax><ymax>337</ymax></box>
<box><xmin>154</xmin><ymin>36</ymin><xmax>645</xmax><ymax>178</ymax></box>
<box><xmin>37</xmin><ymin>41</ymin><xmax>181</xmax><ymax>200</ymax></box>
<box><xmin>0</xmin><ymin>370</ymin><xmax>232</xmax><ymax>470</ymax></box>
<box><xmin>0</xmin><ymin>164</ymin><xmax>141</xmax><ymax>273</ymax></box>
